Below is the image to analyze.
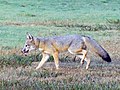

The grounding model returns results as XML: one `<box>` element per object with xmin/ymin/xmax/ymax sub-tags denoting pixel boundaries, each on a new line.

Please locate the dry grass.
<box><xmin>1</xmin><ymin>20</ymin><xmax>120</xmax><ymax>31</ymax></box>
<box><xmin>0</xmin><ymin>0</ymin><xmax>120</xmax><ymax>89</ymax></box>
<box><xmin>0</xmin><ymin>35</ymin><xmax>120</xmax><ymax>89</ymax></box>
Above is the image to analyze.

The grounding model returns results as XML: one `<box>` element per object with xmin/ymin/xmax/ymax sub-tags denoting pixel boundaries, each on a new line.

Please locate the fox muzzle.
<box><xmin>21</xmin><ymin>48</ymin><xmax>29</xmax><ymax>54</ymax></box>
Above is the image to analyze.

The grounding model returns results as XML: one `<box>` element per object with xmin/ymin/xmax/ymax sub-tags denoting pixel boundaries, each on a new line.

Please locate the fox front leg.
<box><xmin>52</xmin><ymin>51</ymin><xmax>59</xmax><ymax>70</ymax></box>
<box><xmin>36</xmin><ymin>53</ymin><xmax>50</xmax><ymax>70</ymax></box>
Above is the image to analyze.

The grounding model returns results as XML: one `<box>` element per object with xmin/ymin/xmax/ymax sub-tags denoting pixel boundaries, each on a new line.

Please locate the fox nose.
<box><xmin>21</xmin><ymin>48</ymin><xmax>26</xmax><ymax>53</ymax></box>
<box><xmin>21</xmin><ymin>48</ymin><xmax>29</xmax><ymax>53</ymax></box>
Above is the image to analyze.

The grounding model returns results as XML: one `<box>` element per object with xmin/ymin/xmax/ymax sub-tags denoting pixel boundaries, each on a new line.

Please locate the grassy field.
<box><xmin>0</xmin><ymin>0</ymin><xmax>120</xmax><ymax>23</ymax></box>
<box><xmin>0</xmin><ymin>0</ymin><xmax>120</xmax><ymax>89</ymax></box>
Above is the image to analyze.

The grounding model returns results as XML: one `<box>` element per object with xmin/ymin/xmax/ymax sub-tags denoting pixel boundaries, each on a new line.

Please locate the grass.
<box><xmin>0</xmin><ymin>0</ymin><xmax>120</xmax><ymax>48</ymax></box>
<box><xmin>0</xmin><ymin>64</ymin><xmax>120</xmax><ymax>90</ymax></box>
<box><xmin>0</xmin><ymin>0</ymin><xmax>120</xmax><ymax>23</ymax></box>
<box><xmin>0</xmin><ymin>0</ymin><xmax>120</xmax><ymax>89</ymax></box>
<box><xmin>0</xmin><ymin>25</ymin><xmax>119</xmax><ymax>48</ymax></box>
<box><xmin>0</xmin><ymin>80</ymin><xmax>119</xmax><ymax>90</ymax></box>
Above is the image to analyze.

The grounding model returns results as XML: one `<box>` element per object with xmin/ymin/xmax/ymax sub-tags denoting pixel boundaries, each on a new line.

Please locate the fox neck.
<box><xmin>35</xmin><ymin>37</ymin><xmax>45</xmax><ymax>51</ymax></box>
<box><xmin>33</xmin><ymin>37</ymin><xmax>41</xmax><ymax>49</ymax></box>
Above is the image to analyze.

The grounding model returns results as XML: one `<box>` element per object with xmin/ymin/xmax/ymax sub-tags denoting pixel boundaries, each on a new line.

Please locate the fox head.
<box><xmin>21</xmin><ymin>33</ymin><xmax>36</xmax><ymax>56</ymax></box>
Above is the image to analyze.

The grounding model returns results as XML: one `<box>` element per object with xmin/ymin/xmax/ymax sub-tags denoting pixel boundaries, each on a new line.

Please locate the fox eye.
<box><xmin>25</xmin><ymin>44</ymin><xmax>30</xmax><ymax>47</ymax></box>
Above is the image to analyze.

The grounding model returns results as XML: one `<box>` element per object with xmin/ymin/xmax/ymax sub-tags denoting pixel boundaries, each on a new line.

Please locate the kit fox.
<box><xmin>21</xmin><ymin>33</ymin><xmax>111</xmax><ymax>70</ymax></box>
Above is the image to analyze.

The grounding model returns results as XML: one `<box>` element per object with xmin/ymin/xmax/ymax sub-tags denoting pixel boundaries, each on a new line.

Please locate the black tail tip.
<box><xmin>102</xmin><ymin>54</ymin><xmax>111</xmax><ymax>62</ymax></box>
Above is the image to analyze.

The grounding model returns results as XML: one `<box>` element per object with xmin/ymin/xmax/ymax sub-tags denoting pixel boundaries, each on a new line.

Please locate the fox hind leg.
<box><xmin>68</xmin><ymin>49</ymin><xmax>87</xmax><ymax>67</ymax></box>
<box><xmin>76</xmin><ymin>55</ymin><xmax>90</xmax><ymax>69</ymax></box>
<box><xmin>75</xmin><ymin>49</ymin><xmax>87</xmax><ymax>65</ymax></box>
<box><xmin>80</xmin><ymin>50</ymin><xmax>87</xmax><ymax>65</ymax></box>
<box><xmin>76</xmin><ymin>55</ymin><xmax>85</xmax><ymax>65</ymax></box>
<box><xmin>84</xmin><ymin>56</ymin><xmax>91</xmax><ymax>70</ymax></box>
<box><xmin>77</xmin><ymin>50</ymin><xmax>90</xmax><ymax>69</ymax></box>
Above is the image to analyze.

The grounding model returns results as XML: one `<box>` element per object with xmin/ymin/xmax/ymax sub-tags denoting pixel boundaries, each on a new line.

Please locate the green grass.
<box><xmin>0</xmin><ymin>79</ymin><xmax>119</xmax><ymax>90</ymax></box>
<box><xmin>0</xmin><ymin>0</ymin><xmax>120</xmax><ymax>48</ymax></box>
<box><xmin>0</xmin><ymin>25</ymin><xmax>119</xmax><ymax>48</ymax></box>
<box><xmin>0</xmin><ymin>0</ymin><xmax>120</xmax><ymax>23</ymax></box>
<box><xmin>0</xmin><ymin>0</ymin><xmax>120</xmax><ymax>89</ymax></box>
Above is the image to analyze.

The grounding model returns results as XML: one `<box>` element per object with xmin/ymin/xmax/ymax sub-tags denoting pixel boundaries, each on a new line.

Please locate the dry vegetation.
<box><xmin>0</xmin><ymin>0</ymin><xmax>120</xmax><ymax>89</ymax></box>
<box><xmin>0</xmin><ymin>32</ymin><xmax>120</xmax><ymax>89</ymax></box>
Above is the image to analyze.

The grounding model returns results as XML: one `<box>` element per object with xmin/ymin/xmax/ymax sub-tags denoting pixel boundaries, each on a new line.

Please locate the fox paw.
<box><xmin>81</xmin><ymin>61</ymin><xmax>84</xmax><ymax>65</ymax></box>
<box><xmin>36</xmin><ymin>67</ymin><xmax>40</xmax><ymax>70</ymax></box>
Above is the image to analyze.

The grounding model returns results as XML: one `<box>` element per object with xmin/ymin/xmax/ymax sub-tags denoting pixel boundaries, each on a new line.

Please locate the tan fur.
<box><xmin>22</xmin><ymin>33</ymin><xmax>111</xmax><ymax>70</ymax></box>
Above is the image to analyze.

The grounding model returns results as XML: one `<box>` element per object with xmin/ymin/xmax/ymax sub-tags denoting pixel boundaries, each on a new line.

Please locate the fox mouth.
<box><xmin>24</xmin><ymin>53</ymin><xmax>28</xmax><ymax>56</ymax></box>
<box><xmin>22</xmin><ymin>51</ymin><xmax>29</xmax><ymax>56</ymax></box>
<box><xmin>21</xmin><ymin>49</ymin><xmax>29</xmax><ymax>56</ymax></box>
<box><xmin>24</xmin><ymin>50</ymin><xmax>29</xmax><ymax>53</ymax></box>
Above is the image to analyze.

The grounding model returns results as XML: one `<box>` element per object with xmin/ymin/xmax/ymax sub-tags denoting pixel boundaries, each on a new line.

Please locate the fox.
<box><xmin>21</xmin><ymin>33</ymin><xmax>111</xmax><ymax>70</ymax></box>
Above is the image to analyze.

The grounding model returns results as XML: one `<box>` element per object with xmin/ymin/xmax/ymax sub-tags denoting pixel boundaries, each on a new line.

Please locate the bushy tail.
<box><xmin>83</xmin><ymin>36</ymin><xmax>111</xmax><ymax>62</ymax></box>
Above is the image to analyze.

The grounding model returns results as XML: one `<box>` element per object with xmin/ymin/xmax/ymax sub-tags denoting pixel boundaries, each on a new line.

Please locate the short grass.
<box><xmin>0</xmin><ymin>80</ymin><xmax>119</xmax><ymax>90</ymax></box>
<box><xmin>0</xmin><ymin>0</ymin><xmax>120</xmax><ymax>48</ymax></box>
<box><xmin>0</xmin><ymin>0</ymin><xmax>120</xmax><ymax>23</ymax></box>
<box><xmin>0</xmin><ymin>25</ymin><xmax>119</xmax><ymax>48</ymax></box>
<box><xmin>0</xmin><ymin>0</ymin><xmax>120</xmax><ymax>89</ymax></box>
<box><xmin>0</xmin><ymin>27</ymin><xmax>120</xmax><ymax>90</ymax></box>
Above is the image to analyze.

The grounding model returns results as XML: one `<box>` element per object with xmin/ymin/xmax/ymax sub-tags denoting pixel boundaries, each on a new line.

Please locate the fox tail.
<box><xmin>83</xmin><ymin>36</ymin><xmax>111</xmax><ymax>62</ymax></box>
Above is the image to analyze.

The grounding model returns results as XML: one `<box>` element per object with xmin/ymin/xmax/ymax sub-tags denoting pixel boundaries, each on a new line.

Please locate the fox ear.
<box><xmin>26</xmin><ymin>32</ymin><xmax>33</xmax><ymax>40</ymax></box>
